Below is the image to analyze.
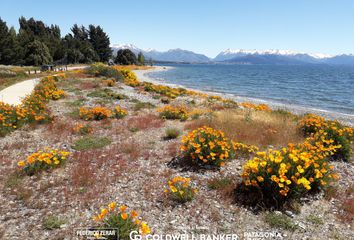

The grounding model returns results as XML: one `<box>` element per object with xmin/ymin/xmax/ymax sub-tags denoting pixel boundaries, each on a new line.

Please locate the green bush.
<box><xmin>164</xmin><ymin>127</ymin><xmax>181</xmax><ymax>140</ymax></box>
<box><xmin>298</xmin><ymin>114</ymin><xmax>353</xmax><ymax>161</ymax></box>
<box><xmin>42</xmin><ymin>216</ymin><xmax>66</xmax><ymax>230</ymax></box>
<box><xmin>325</xmin><ymin>128</ymin><xmax>351</xmax><ymax>161</ymax></box>
<box><xmin>207</xmin><ymin>177</ymin><xmax>233</xmax><ymax>190</ymax></box>
<box><xmin>264</xmin><ymin>212</ymin><xmax>298</xmax><ymax>231</ymax></box>
<box><xmin>86</xmin><ymin>63</ymin><xmax>123</xmax><ymax>81</ymax></box>
<box><xmin>87</xmin><ymin>88</ymin><xmax>127</xmax><ymax>100</ymax></box>
<box><xmin>73</xmin><ymin>136</ymin><xmax>112</xmax><ymax>150</ymax></box>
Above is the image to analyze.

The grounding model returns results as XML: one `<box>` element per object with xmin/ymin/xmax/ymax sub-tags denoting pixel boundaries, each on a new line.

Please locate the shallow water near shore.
<box><xmin>142</xmin><ymin>64</ymin><xmax>354</xmax><ymax>125</ymax></box>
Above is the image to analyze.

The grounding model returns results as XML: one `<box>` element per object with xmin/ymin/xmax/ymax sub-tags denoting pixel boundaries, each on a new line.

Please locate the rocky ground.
<box><xmin>0</xmin><ymin>71</ymin><xmax>353</xmax><ymax>240</ymax></box>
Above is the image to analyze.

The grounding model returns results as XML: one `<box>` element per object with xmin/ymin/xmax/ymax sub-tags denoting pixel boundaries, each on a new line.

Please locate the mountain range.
<box><xmin>111</xmin><ymin>44</ymin><xmax>354</xmax><ymax>65</ymax></box>
<box><xmin>111</xmin><ymin>44</ymin><xmax>209</xmax><ymax>63</ymax></box>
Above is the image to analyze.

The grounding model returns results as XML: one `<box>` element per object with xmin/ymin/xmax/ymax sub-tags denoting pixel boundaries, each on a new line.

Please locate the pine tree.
<box><xmin>24</xmin><ymin>40</ymin><xmax>53</xmax><ymax>66</ymax></box>
<box><xmin>137</xmin><ymin>52</ymin><xmax>145</xmax><ymax>66</ymax></box>
<box><xmin>115</xmin><ymin>49</ymin><xmax>138</xmax><ymax>65</ymax></box>
<box><xmin>88</xmin><ymin>25</ymin><xmax>112</xmax><ymax>62</ymax></box>
<box><xmin>0</xmin><ymin>18</ymin><xmax>19</xmax><ymax>65</ymax></box>
<box><xmin>63</xmin><ymin>24</ymin><xmax>99</xmax><ymax>64</ymax></box>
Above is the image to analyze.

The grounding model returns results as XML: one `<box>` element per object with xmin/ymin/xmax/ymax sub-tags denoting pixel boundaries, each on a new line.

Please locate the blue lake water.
<box><xmin>147</xmin><ymin>64</ymin><xmax>354</xmax><ymax>123</ymax></box>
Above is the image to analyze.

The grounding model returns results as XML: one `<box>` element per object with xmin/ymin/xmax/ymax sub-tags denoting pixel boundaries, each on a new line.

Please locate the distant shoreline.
<box><xmin>133</xmin><ymin>66</ymin><xmax>354</xmax><ymax>126</ymax></box>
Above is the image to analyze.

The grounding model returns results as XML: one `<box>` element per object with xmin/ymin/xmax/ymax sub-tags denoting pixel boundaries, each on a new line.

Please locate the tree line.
<box><xmin>0</xmin><ymin>17</ymin><xmax>146</xmax><ymax>66</ymax></box>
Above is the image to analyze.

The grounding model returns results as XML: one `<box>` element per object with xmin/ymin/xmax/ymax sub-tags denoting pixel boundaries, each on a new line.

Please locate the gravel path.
<box><xmin>0</xmin><ymin>66</ymin><xmax>87</xmax><ymax>105</ymax></box>
<box><xmin>0</xmin><ymin>78</ymin><xmax>39</xmax><ymax>105</ymax></box>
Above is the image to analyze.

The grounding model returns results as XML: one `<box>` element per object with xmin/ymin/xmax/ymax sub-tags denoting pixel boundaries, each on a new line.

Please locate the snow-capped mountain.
<box><xmin>111</xmin><ymin>44</ymin><xmax>210</xmax><ymax>63</ymax></box>
<box><xmin>214</xmin><ymin>49</ymin><xmax>354</xmax><ymax>65</ymax></box>
<box><xmin>111</xmin><ymin>44</ymin><xmax>354</xmax><ymax>65</ymax></box>
<box><xmin>214</xmin><ymin>49</ymin><xmax>333</xmax><ymax>62</ymax></box>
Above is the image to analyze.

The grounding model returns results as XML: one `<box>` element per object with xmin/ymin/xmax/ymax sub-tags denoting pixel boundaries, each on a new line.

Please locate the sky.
<box><xmin>1</xmin><ymin>0</ymin><xmax>354</xmax><ymax>58</ymax></box>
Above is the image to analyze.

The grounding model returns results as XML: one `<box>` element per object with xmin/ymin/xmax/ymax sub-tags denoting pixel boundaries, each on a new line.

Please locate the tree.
<box><xmin>17</xmin><ymin>17</ymin><xmax>63</xmax><ymax>63</ymax></box>
<box><xmin>137</xmin><ymin>51</ymin><xmax>145</xmax><ymax>65</ymax></box>
<box><xmin>0</xmin><ymin>16</ymin><xmax>115</xmax><ymax>66</ymax></box>
<box><xmin>0</xmin><ymin>18</ymin><xmax>20</xmax><ymax>65</ymax></box>
<box><xmin>63</xmin><ymin>25</ymin><xmax>99</xmax><ymax>64</ymax></box>
<box><xmin>24</xmin><ymin>40</ymin><xmax>53</xmax><ymax>66</ymax></box>
<box><xmin>88</xmin><ymin>25</ymin><xmax>112</xmax><ymax>62</ymax></box>
<box><xmin>115</xmin><ymin>49</ymin><xmax>138</xmax><ymax>65</ymax></box>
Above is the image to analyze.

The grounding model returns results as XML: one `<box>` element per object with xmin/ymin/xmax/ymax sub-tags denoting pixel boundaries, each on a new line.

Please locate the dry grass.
<box><xmin>44</xmin><ymin>119</ymin><xmax>74</xmax><ymax>142</ymax></box>
<box><xmin>68</xmin><ymin>149</ymin><xmax>128</xmax><ymax>205</ymax></box>
<box><xmin>186</xmin><ymin>109</ymin><xmax>303</xmax><ymax>148</ymax></box>
<box><xmin>207</xmin><ymin>176</ymin><xmax>236</xmax><ymax>202</ymax></box>
<box><xmin>71</xmin><ymin>152</ymin><xmax>97</xmax><ymax>188</ymax></box>
<box><xmin>65</xmin><ymin>70</ymin><xmax>91</xmax><ymax>79</ymax></box>
<box><xmin>78</xmin><ymin>80</ymin><xmax>100</xmax><ymax>90</ymax></box>
<box><xmin>120</xmin><ymin>140</ymin><xmax>141</xmax><ymax>161</ymax></box>
<box><xmin>127</xmin><ymin>114</ymin><xmax>164</xmax><ymax>131</ymax></box>
<box><xmin>337</xmin><ymin>184</ymin><xmax>354</xmax><ymax>223</ymax></box>
<box><xmin>166</xmin><ymin>142</ymin><xmax>180</xmax><ymax>157</ymax></box>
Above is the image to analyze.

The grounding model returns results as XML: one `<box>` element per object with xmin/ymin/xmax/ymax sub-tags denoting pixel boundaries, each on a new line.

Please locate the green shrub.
<box><xmin>164</xmin><ymin>127</ymin><xmax>181</xmax><ymax>140</ymax></box>
<box><xmin>161</xmin><ymin>97</ymin><xmax>170</xmax><ymax>104</ymax></box>
<box><xmin>73</xmin><ymin>136</ymin><xmax>112</xmax><ymax>150</ymax></box>
<box><xmin>86</xmin><ymin>63</ymin><xmax>123</xmax><ymax>81</ymax></box>
<box><xmin>207</xmin><ymin>177</ymin><xmax>233</xmax><ymax>190</ymax></box>
<box><xmin>264</xmin><ymin>212</ymin><xmax>298</xmax><ymax>231</ymax></box>
<box><xmin>42</xmin><ymin>216</ymin><xmax>66</xmax><ymax>230</ymax></box>
<box><xmin>133</xmin><ymin>101</ymin><xmax>155</xmax><ymax>111</ymax></box>
<box><xmin>87</xmin><ymin>88</ymin><xmax>127</xmax><ymax>100</ymax></box>
<box><xmin>306</xmin><ymin>214</ymin><xmax>324</xmax><ymax>225</ymax></box>
<box><xmin>325</xmin><ymin>127</ymin><xmax>351</xmax><ymax>161</ymax></box>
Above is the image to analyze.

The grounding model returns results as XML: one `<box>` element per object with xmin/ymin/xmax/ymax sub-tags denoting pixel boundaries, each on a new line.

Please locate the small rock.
<box><xmin>284</xmin><ymin>210</ymin><xmax>295</xmax><ymax>218</ymax></box>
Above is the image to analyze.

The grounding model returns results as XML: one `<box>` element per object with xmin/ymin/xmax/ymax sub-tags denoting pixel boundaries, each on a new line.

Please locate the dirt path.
<box><xmin>0</xmin><ymin>66</ymin><xmax>87</xmax><ymax>105</ymax></box>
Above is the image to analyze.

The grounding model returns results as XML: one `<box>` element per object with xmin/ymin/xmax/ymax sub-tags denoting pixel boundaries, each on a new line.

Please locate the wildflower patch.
<box><xmin>17</xmin><ymin>148</ymin><xmax>70</xmax><ymax>176</ymax></box>
<box><xmin>180</xmin><ymin>126</ymin><xmax>236</xmax><ymax>167</ymax></box>
<box><xmin>93</xmin><ymin>202</ymin><xmax>151</xmax><ymax>239</ymax></box>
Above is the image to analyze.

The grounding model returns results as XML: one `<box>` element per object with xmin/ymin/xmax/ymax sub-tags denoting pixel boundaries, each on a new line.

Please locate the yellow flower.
<box><xmin>108</xmin><ymin>202</ymin><xmax>116</xmax><ymax>211</ymax></box>
<box><xmin>17</xmin><ymin>161</ymin><xmax>26</xmax><ymax>167</ymax></box>
<box><xmin>101</xmin><ymin>208</ymin><xmax>108</xmax><ymax>217</ymax></box>
<box><xmin>170</xmin><ymin>185</ymin><xmax>177</xmax><ymax>193</ymax></box>
<box><xmin>256</xmin><ymin>176</ymin><xmax>264</xmax><ymax>182</ymax></box>
<box><xmin>140</xmin><ymin>222</ymin><xmax>151</xmax><ymax>235</ymax></box>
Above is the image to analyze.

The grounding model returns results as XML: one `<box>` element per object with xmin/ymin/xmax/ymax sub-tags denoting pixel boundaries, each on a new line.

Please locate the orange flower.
<box><xmin>119</xmin><ymin>205</ymin><xmax>127</xmax><ymax>212</ymax></box>
<box><xmin>108</xmin><ymin>202</ymin><xmax>116</xmax><ymax>211</ymax></box>
<box><xmin>131</xmin><ymin>210</ymin><xmax>138</xmax><ymax>218</ymax></box>
<box><xmin>121</xmin><ymin>213</ymin><xmax>128</xmax><ymax>220</ymax></box>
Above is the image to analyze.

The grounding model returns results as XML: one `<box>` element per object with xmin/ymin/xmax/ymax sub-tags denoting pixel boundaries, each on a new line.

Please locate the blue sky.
<box><xmin>1</xmin><ymin>0</ymin><xmax>354</xmax><ymax>57</ymax></box>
